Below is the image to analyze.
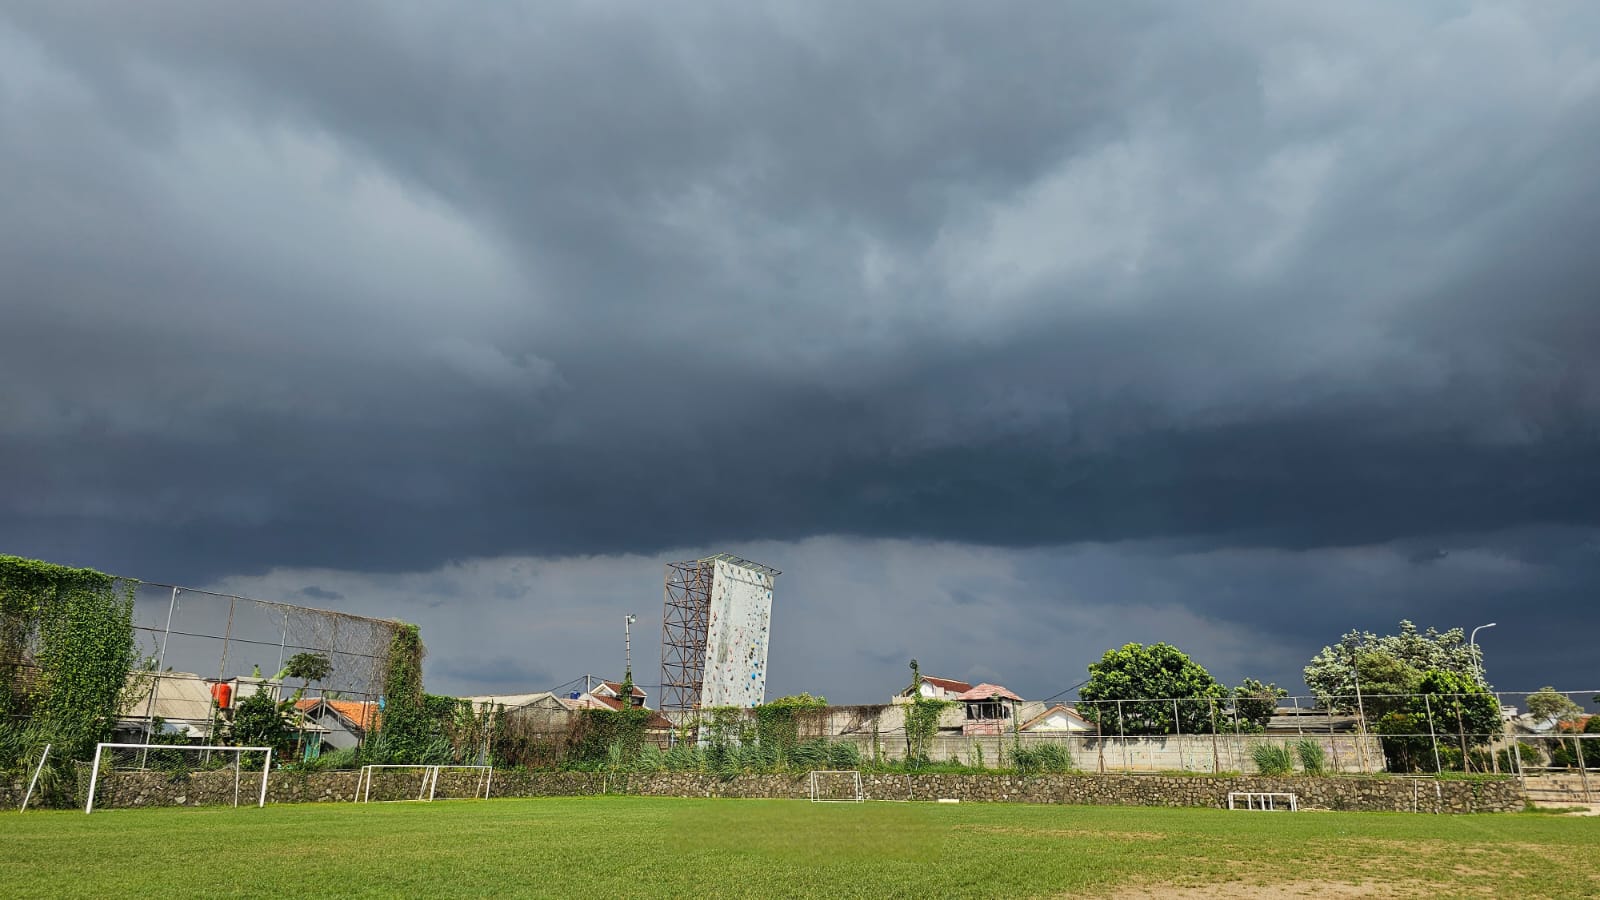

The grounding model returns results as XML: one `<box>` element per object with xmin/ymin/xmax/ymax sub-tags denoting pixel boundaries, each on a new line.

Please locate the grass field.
<box><xmin>3</xmin><ymin>797</ymin><xmax>1597</xmax><ymax>898</ymax></box>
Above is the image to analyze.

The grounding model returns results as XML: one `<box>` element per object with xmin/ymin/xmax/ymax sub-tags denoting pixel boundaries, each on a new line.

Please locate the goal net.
<box><xmin>357</xmin><ymin>765</ymin><xmax>493</xmax><ymax>803</ymax></box>
<box><xmin>85</xmin><ymin>742</ymin><xmax>273</xmax><ymax>814</ymax></box>
<box><xmin>809</xmin><ymin>769</ymin><xmax>864</xmax><ymax>802</ymax></box>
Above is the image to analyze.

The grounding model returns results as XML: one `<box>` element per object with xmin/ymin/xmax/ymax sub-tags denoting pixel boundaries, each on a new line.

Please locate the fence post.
<box><xmin>1423</xmin><ymin>693</ymin><xmax>1442</xmax><ymax>773</ymax></box>
<box><xmin>1576</xmin><ymin>734</ymin><xmax>1593</xmax><ymax>803</ymax></box>
<box><xmin>1208</xmin><ymin>698</ymin><xmax>1220</xmax><ymax>774</ymax></box>
<box><xmin>1117</xmin><ymin>700</ymin><xmax>1129</xmax><ymax>772</ymax></box>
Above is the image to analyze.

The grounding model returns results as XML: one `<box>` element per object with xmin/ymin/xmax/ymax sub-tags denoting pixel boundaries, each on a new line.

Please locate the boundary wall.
<box><xmin>45</xmin><ymin>769</ymin><xmax>1522</xmax><ymax>814</ymax></box>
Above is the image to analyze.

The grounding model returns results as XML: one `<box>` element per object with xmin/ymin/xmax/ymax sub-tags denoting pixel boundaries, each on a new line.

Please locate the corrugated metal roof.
<box><xmin>920</xmin><ymin>675</ymin><xmax>973</xmax><ymax>693</ymax></box>
<box><xmin>118</xmin><ymin>672</ymin><xmax>216</xmax><ymax>725</ymax></box>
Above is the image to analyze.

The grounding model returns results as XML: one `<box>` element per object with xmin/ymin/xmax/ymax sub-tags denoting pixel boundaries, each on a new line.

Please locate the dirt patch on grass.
<box><xmin>956</xmin><ymin>824</ymin><xmax>1163</xmax><ymax>841</ymax></box>
<box><xmin>1098</xmin><ymin>878</ymin><xmax>1450</xmax><ymax>898</ymax></box>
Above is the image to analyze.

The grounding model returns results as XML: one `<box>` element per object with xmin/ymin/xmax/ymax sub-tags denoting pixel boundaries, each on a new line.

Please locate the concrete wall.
<box><xmin>72</xmin><ymin>769</ymin><xmax>1522</xmax><ymax>814</ymax></box>
<box><xmin>834</xmin><ymin>731</ymin><xmax>1385</xmax><ymax>774</ymax></box>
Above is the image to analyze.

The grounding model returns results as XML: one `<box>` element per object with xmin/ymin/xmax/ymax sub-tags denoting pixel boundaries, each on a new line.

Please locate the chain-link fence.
<box><xmin>5</xmin><ymin>582</ymin><xmax>403</xmax><ymax>764</ymax></box>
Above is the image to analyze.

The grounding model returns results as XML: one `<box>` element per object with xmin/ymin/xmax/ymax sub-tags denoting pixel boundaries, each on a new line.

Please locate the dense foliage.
<box><xmin>1372</xmin><ymin>668</ymin><xmax>1503</xmax><ymax>773</ymax></box>
<box><xmin>0</xmin><ymin>555</ymin><xmax>138</xmax><ymax>768</ymax></box>
<box><xmin>372</xmin><ymin>624</ymin><xmax>449</xmax><ymax>763</ymax></box>
<box><xmin>1232</xmin><ymin>678</ymin><xmax>1287</xmax><ymax>732</ymax></box>
<box><xmin>904</xmin><ymin>697</ymin><xmax>954</xmax><ymax>762</ymax></box>
<box><xmin>223</xmin><ymin>689</ymin><xmax>295</xmax><ymax>760</ymax></box>
<box><xmin>1526</xmin><ymin>687</ymin><xmax>1583</xmax><ymax>725</ymax></box>
<box><xmin>754</xmin><ymin>693</ymin><xmax>828</xmax><ymax>751</ymax></box>
<box><xmin>1078</xmin><ymin>643</ymin><xmax>1227</xmax><ymax>735</ymax></box>
<box><xmin>1303</xmin><ymin>620</ymin><xmax>1482</xmax><ymax>713</ymax></box>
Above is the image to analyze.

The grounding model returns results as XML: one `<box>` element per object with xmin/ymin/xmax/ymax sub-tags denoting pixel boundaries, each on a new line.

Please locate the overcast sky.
<box><xmin>4</xmin><ymin>3</ymin><xmax>1598</xmax><ymax>703</ymax></box>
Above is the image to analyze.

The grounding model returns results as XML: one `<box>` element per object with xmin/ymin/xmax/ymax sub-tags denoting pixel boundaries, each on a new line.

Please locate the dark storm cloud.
<box><xmin>4</xmin><ymin>3</ymin><xmax>1600</xmax><ymax>689</ymax></box>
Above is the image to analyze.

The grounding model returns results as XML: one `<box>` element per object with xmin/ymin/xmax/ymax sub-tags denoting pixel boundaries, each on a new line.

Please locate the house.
<box><xmin>956</xmin><ymin>684</ymin><xmax>1024</xmax><ymax>735</ymax></box>
<box><xmin>894</xmin><ymin>674</ymin><xmax>973</xmax><ymax>703</ymax></box>
<box><xmin>1019</xmin><ymin>704</ymin><xmax>1095</xmax><ymax>733</ymax></box>
<box><xmin>464</xmin><ymin>685</ymin><xmax>676</xmax><ymax>747</ymax></box>
<box><xmin>591</xmin><ymin>680</ymin><xmax>648</xmax><ymax>708</ymax></box>
<box><xmin>295</xmin><ymin>698</ymin><xmax>381</xmax><ymax>751</ymax></box>
<box><xmin>114</xmin><ymin>670</ymin><xmax>222</xmax><ymax>741</ymax></box>
<box><xmin>1264</xmin><ymin>705</ymin><xmax>1363</xmax><ymax>735</ymax></box>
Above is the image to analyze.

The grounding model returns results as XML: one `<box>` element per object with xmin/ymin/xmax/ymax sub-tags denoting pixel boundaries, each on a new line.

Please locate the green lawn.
<box><xmin>2</xmin><ymin>797</ymin><xmax>1595</xmax><ymax>898</ymax></box>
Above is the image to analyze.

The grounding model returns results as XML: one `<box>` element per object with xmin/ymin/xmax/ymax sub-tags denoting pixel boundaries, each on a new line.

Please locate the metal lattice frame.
<box><xmin>658</xmin><ymin>554</ymin><xmax>782</xmax><ymax>723</ymax></box>
<box><xmin>659</xmin><ymin>559</ymin><xmax>715</xmax><ymax>718</ymax></box>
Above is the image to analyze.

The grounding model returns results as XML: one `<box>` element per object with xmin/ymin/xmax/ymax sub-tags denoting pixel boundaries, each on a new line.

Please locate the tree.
<box><xmin>282</xmin><ymin>652</ymin><xmax>332</xmax><ymax>704</ymax></box>
<box><xmin>1526</xmin><ymin>687</ymin><xmax>1583</xmax><ymax>726</ymax></box>
<box><xmin>1078</xmin><ymin>643</ymin><xmax>1227</xmax><ymax>735</ymax></box>
<box><xmin>224</xmin><ymin>689</ymin><xmax>294</xmax><ymax>757</ymax></box>
<box><xmin>1371</xmin><ymin>669</ymin><xmax>1502</xmax><ymax>773</ymax></box>
<box><xmin>1304</xmin><ymin>620</ymin><xmax>1481</xmax><ymax>713</ymax></box>
<box><xmin>1233</xmin><ymin>678</ymin><xmax>1287</xmax><ymax>731</ymax></box>
<box><xmin>1418</xmin><ymin>669</ymin><xmax>1501</xmax><ymax>748</ymax></box>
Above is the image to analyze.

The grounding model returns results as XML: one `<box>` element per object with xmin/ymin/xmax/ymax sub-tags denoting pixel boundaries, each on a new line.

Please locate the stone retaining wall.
<box><xmin>74</xmin><ymin>769</ymin><xmax>1522</xmax><ymax>813</ymax></box>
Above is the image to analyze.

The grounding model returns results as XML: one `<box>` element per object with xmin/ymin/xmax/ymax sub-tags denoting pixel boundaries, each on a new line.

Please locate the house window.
<box><xmin>966</xmin><ymin>701</ymin><xmax>1011</xmax><ymax>720</ymax></box>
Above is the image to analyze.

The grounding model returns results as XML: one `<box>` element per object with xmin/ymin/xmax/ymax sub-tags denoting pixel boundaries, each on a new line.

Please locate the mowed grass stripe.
<box><xmin>2</xmin><ymin>797</ymin><xmax>1595</xmax><ymax>899</ymax></box>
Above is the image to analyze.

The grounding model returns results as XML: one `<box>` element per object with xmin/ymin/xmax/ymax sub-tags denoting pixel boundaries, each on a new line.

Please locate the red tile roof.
<box><xmin>920</xmin><ymin>675</ymin><xmax>973</xmax><ymax>693</ymax></box>
<box><xmin>956</xmin><ymin>683</ymin><xmax>1023</xmax><ymax>702</ymax></box>
<box><xmin>296</xmin><ymin>698</ymin><xmax>381</xmax><ymax>731</ymax></box>
<box><xmin>600</xmin><ymin>680</ymin><xmax>648</xmax><ymax>699</ymax></box>
<box><xmin>585</xmin><ymin>693</ymin><xmax>674</xmax><ymax>730</ymax></box>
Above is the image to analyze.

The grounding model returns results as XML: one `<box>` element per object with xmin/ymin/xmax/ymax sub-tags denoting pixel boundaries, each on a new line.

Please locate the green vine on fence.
<box><xmin>904</xmin><ymin>697</ymin><xmax>954</xmax><ymax>763</ymax></box>
<box><xmin>0</xmin><ymin>555</ymin><xmax>139</xmax><ymax>764</ymax></box>
<box><xmin>373</xmin><ymin>623</ymin><xmax>445</xmax><ymax>763</ymax></box>
<box><xmin>754</xmin><ymin>693</ymin><xmax>828</xmax><ymax>752</ymax></box>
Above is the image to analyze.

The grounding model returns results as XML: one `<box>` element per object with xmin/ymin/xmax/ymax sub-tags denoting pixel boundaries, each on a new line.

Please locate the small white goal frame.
<box><xmin>1228</xmin><ymin>791</ymin><xmax>1298</xmax><ymax>811</ymax></box>
<box><xmin>85</xmin><ymin>742</ymin><xmax>273</xmax><ymax>814</ymax></box>
<box><xmin>809</xmin><ymin>769</ymin><xmax>864</xmax><ymax>802</ymax></box>
<box><xmin>356</xmin><ymin>764</ymin><xmax>493</xmax><ymax>803</ymax></box>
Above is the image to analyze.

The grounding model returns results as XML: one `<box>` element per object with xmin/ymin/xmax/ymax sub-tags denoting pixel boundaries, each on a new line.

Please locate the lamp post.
<box><xmin>1469</xmin><ymin>622</ymin><xmax>1496</xmax><ymax>686</ymax></box>
<box><xmin>624</xmin><ymin>614</ymin><xmax>637</xmax><ymax>684</ymax></box>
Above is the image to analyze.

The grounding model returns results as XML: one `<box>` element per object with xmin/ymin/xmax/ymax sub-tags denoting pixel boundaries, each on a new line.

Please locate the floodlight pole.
<box><xmin>1469</xmin><ymin>622</ymin><xmax>1497</xmax><ymax>686</ymax></box>
<box><xmin>624</xmin><ymin>614</ymin><xmax>637</xmax><ymax>684</ymax></box>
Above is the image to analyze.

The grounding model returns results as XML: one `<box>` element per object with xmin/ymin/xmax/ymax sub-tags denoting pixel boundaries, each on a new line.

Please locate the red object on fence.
<box><xmin>211</xmin><ymin>681</ymin><xmax>232</xmax><ymax>710</ymax></box>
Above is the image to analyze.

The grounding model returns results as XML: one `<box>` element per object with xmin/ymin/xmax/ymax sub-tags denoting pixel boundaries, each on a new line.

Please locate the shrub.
<box><xmin>1012</xmin><ymin>743</ymin><xmax>1075</xmax><ymax>774</ymax></box>
<box><xmin>827</xmin><ymin>741</ymin><xmax>862</xmax><ymax>770</ymax></box>
<box><xmin>1295</xmin><ymin>739</ymin><xmax>1327</xmax><ymax>775</ymax></box>
<box><xmin>1251</xmin><ymin>742</ymin><xmax>1295</xmax><ymax>776</ymax></box>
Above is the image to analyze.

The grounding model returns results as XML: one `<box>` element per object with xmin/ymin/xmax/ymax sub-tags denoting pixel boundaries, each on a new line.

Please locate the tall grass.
<box><xmin>1296</xmin><ymin>739</ymin><xmax>1327</xmax><ymax>776</ymax></box>
<box><xmin>1251</xmin><ymin>742</ymin><xmax>1296</xmax><ymax>776</ymax></box>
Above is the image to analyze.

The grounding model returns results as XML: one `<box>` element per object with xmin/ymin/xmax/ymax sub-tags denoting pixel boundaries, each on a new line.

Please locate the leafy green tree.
<box><xmin>1418</xmin><ymin>669</ymin><xmax>1501</xmax><ymax>746</ymax></box>
<box><xmin>1373</xmin><ymin>669</ymin><xmax>1502</xmax><ymax>773</ymax></box>
<box><xmin>1078</xmin><ymin>643</ymin><xmax>1227</xmax><ymax>735</ymax></box>
<box><xmin>224</xmin><ymin>689</ymin><xmax>294</xmax><ymax>757</ymax></box>
<box><xmin>1303</xmin><ymin>621</ymin><xmax>1481</xmax><ymax>714</ymax></box>
<box><xmin>282</xmin><ymin>652</ymin><xmax>332</xmax><ymax>704</ymax></box>
<box><xmin>1233</xmin><ymin>678</ymin><xmax>1287</xmax><ymax>731</ymax></box>
<box><xmin>1526</xmin><ymin>687</ymin><xmax>1583</xmax><ymax>726</ymax></box>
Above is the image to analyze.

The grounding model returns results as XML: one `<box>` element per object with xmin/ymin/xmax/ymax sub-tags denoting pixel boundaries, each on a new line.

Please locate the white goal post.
<box><xmin>356</xmin><ymin>764</ymin><xmax>493</xmax><ymax>803</ymax></box>
<box><xmin>85</xmin><ymin>742</ymin><xmax>273</xmax><ymax>814</ymax></box>
<box><xmin>809</xmin><ymin>769</ymin><xmax>864</xmax><ymax>802</ymax></box>
<box><xmin>1228</xmin><ymin>791</ymin><xmax>1298</xmax><ymax>811</ymax></box>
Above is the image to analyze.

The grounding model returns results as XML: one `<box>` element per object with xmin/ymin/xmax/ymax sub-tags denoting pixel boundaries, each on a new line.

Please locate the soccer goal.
<box><xmin>357</xmin><ymin>764</ymin><xmax>493</xmax><ymax>803</ymax></box>
<box><xmin>1227</xmin><ymin>791</ymin><xmax>1298</xmax><ymax>811</ymax></box>
<box><xmin>85</xmin><ymin>742</ymin><xmax>273</xmax><ymax>814</ymax></box>
<box><xmin>809</xmin><ymin>769</ymin><xmax>864</xmax><ymax>802</ymax></box>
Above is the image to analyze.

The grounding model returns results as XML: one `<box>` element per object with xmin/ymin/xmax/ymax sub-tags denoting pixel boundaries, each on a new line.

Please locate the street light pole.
<box><xmin>1469</xmin><ymin>622</ymin><xmax>1497</xmax><ymax>686</ymax></box>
